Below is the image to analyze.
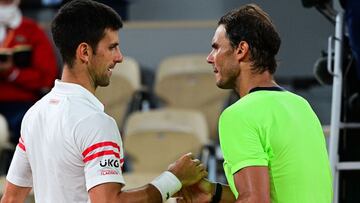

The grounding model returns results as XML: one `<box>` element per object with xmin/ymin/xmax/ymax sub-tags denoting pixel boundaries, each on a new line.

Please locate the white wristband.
<box><xmin>150</xmin><ymin>171</ymin><xmax>182</xmax><ymax>202</ymax></box>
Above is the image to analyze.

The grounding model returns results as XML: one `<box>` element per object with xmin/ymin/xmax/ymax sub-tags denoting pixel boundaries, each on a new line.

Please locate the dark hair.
<box><xmin>219</xmin><ymin>4</ymin><xmax>281</xmax><ymax>74</ymax></box>
<box><xmin>51</xmin><ymin>0</ymin><xmax>123</xmax><ymax>67</ymax></box>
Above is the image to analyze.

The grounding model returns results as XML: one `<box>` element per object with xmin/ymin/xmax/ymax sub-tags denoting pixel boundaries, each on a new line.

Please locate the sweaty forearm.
<box><xmin>89</xmin><ymin>183</ymin><xmax>163</xmax><ymax>203</ymax></box>
<box><xmin>210</xmin><ymin>183</ymin><xmax>235</xmax><ymax>203</ymax></box>
<box><xmin>119</xmin><ymin>184</ymin><xmax>162</xmax><ymax>203</ymax></box>
<box><xmin>0</xmin><ymin>181</ymin><xmax>31</xmax><ymax>203</ymax></box>
<box><xmin>90</xmin><ymin>171</ymin><xmax>182</xmax><ymax>203</ymax></box>
<box><xmin>235</xmin><ymin>195</ymin><xmax>270</xmax><ymax>203</ymax></box>
<box><xmin>219</xmin><ymin>184</ymin><xmax>236</xmax><ymax>203</ymax></box>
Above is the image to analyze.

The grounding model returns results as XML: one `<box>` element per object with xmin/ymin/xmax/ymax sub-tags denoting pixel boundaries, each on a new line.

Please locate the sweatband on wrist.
<box><xmin>211</xmin><ymin>182</ymin><xmax>222</xmax><ymax>203</ymax></box>
<box><xmin>150</xmin><ymin>171</ymin><xmax>182</xmax><ymax>202</ymax></box>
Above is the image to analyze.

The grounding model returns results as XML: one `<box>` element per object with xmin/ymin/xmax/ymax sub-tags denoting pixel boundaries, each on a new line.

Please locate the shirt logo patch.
<box><xmin>100</xmin><ymin>169</ymin><xmax>119</xmax><ymax>176</ymax></box>
<box><xmin>99</xmin><ymin>159</ymin><xmax>120</xmax><ymax>168</ymax></box>
<box><xmin>49</xmin><ymin>99</ymin><xmax>60</xmax><ymax>104</ymax></box>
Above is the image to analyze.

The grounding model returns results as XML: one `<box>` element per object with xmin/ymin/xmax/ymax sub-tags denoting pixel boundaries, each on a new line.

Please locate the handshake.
<box><xmin>0</xmin><ymin>45</ymin><xmax>32</xmax><ymax>68</ymax></box>
<box><xmin>158</xmin><ymin>153</ymin><xmax>223</xmax><ymax>203</ymax></box>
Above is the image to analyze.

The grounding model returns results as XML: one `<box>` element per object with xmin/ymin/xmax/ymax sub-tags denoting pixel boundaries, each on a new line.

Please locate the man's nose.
<box><xmin>206</xmin><ymin>52</ymin><xmax>214</xmax><ymax>64</ymax></box>
<box><xmin>115</xmin><ymin>49</ymin><xmax>123</xmax><ymax>63</ymax></box>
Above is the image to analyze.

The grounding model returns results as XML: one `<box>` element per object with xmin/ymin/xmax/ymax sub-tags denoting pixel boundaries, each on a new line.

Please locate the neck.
<box><xmin>235</xmin><ymin>66</ymin><xmax>277</xmax><ymax>98</ymax></box>
<box><xmin>61</xmin><ymin>63</ymin><xmax>96</xmax><ymax>94</ymax></box>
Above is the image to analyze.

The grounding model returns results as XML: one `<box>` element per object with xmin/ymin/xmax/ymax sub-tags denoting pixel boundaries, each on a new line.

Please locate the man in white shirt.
<box><xmin>0</xmin><ymin>0</ymin><xmax>207</xmax><ymax>202</ymax></box>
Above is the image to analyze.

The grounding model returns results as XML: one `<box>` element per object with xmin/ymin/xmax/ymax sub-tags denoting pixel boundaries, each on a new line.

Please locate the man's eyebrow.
<box><xmin>110</xmin><ymin>42</ymin><xmax>119</xmax><ymax>47</ymax></box>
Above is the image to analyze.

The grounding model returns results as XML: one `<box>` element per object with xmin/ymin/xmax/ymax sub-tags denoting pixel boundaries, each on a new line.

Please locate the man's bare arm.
<box><xmin>0</xmin><ymin>181</ymin><xmax>32</xmax><ymax>203</ymax></box>
<box><xmin>233</xmin><ymin>166</ymin><xmax>270</xmax><ymax>203</ymax></box>
<box><xmin>89</xmin><ymin>182</ymin><xmax>163</xmax><ymax>203</ymax></box>
<box><xmin>175</xmin><ymin>179</ymin><xmax>235</xmax><ymax>203</ymax></box>
<box><xmin>89</xmin><ymin>153</ymin><xmax>207</xmax><ymax>203</ymax></box>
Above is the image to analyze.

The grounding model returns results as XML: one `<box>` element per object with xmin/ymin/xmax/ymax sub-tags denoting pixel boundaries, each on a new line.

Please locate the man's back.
<box><xmin>219</xmin><ymin>88</ymin><xmax>333</xmax><ymax>202</ymax></box>
<box><xmin>7</xmin><ymin>80</ymin><xmax>125</xmax><ymax>203</ymax></box>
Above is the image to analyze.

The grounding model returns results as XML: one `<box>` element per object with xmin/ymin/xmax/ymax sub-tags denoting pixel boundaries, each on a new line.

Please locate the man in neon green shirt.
<box><xmin>219</xmin><ymin>88</ymin><xmax>332</xmax><ymax>202</ymax></box>
<box><xmin>177</xmin><ymin>3</ymin><xmax>332</xmax><ymax>203</ymax></box>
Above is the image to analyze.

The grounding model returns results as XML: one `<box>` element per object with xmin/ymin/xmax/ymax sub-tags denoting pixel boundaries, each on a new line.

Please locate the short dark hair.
<box><xmin>51</xmin><ymin>0</ymin><xmax>123</xmax><ymax>67</ymax></box>
<box><xmin>219</xmin><ymin>4</ymin><xmax>281</xmax><ymax>74</ymax></box>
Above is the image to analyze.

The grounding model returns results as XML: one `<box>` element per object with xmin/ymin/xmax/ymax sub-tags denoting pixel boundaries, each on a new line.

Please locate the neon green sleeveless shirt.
<box><xmin>219</xmin><ymin>87</ymin><xmax>332</xmax><ymax>202</ymax></box>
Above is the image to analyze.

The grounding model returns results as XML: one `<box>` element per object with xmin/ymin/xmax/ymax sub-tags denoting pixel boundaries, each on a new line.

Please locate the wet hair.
<box><xmin>219</xmin><ymin>4</ymin><xmax>281</xmax><ymax>74</ymax></box>
<box><xmin>51</xmin><ymin>0</ymin><xmax>123</xmax><ymax>67</ymax></box>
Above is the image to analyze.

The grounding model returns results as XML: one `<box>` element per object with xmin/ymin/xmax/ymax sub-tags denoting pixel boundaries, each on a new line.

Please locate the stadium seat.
<box><xmin>154</xmin><ymin>54</ymin><xmax>230</xmax><ymax>141</ymax></box>
<box><xmin>0</xmin><ymin>114</ymin><xmax>14</xmax><ymax>169</ymax></box>
<box><xmin>122</xmin><ymin>108</ymin><xmax>209</xmax><ymax>201</ymax></box>
<box><xmin>123</xmin><ymin>108</ymin><xmax>209</xmax><ymax>173</ymax></box>
<box><xmin>95</xmin><ymin>56</ymin><xmax>142</xmax><ymax>130</ymax></box>
<box><xmin>0</xmin><ymin>114</ymin><xmax>9</xmax><ymax>155</ymax></box>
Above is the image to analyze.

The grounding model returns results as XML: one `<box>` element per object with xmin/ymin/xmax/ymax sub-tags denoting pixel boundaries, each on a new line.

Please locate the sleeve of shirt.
<box><xmin>74</xmin><ymin>112</ymin><xmax>125</xmax><ymax>191</ymax></box>
<box><xmin>219</xmin><ymin>109</ymin><xmax>269</xmax><ymax>175</ymax></box>
<box><xmin>6</xmin><ymin>136</ymin><xmax>33</xmax><ymax>187</ymax></box>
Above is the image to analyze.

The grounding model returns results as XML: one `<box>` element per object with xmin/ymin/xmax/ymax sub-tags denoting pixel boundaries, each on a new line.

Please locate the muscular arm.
<box><xmin>0</xmin><ymin>181</ymin><xmax>32</xmax><ymax>203</ymax></box>
<box><xmin>234</xmin><ymin>166</ymin><xmax>270</xmax><ymax>203</ymax></box>
<box><xmin>218</xmin><ymin>184</ymin><xmax>235</xmax><ymax>203</ymax></box>
<box><xmin>89</xmin><ymin>183</ymin><xmax>162</xmax><ymax>203</ymax></box>
<box><xmin>176</xmin><ymin>179</ymin><xmax>235</xmax><ymax>203</ymax></box>
<box><xmin>89</xmin><ymin>153</ymin><xmax>207</xmax><ymax>203</ymax></box>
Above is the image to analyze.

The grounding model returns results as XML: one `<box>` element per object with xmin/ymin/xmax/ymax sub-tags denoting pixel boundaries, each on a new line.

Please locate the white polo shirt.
<box><xmin>7</xmin><ymin>80</ymin><xmax>125</xmax><ymax>203</ymax></box>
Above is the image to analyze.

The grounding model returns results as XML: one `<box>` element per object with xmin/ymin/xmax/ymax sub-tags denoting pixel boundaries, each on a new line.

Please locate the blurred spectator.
<box><xmin>0</xmin><ymin>0</ymin><xmax>58</xmax><ymax>145</ymax></box>
<box><xmin>341</xmin><ymin>0</ymin><xmax>360</xmax><ymax>81</ymax></box>
<box><xmin>340</xmin><ymin>0</ymin><xmax>360</xmax><ymax>122</ymax></box>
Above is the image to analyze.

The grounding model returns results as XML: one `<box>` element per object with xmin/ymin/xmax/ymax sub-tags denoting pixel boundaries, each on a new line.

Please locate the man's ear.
<box><xmin>76</xmin><ymin>43</ymin><xmax>92</xmax><ymax>64</ymax></box>
<box><xmin>235</xmin><ymin>41</ymin><xmax>249</xmax><ymax>62</ymax></box>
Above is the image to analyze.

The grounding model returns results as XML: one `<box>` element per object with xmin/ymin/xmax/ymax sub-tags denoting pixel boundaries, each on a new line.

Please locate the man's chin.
<box><xmin>216</xmin><ymin>82</ymin><xmax>232</xmax><ymax>90</ymax></box>
<box><xmin>97</xmin><ymin>80</ymin><xmax>110</xmax><ymax>87</ymax></box>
